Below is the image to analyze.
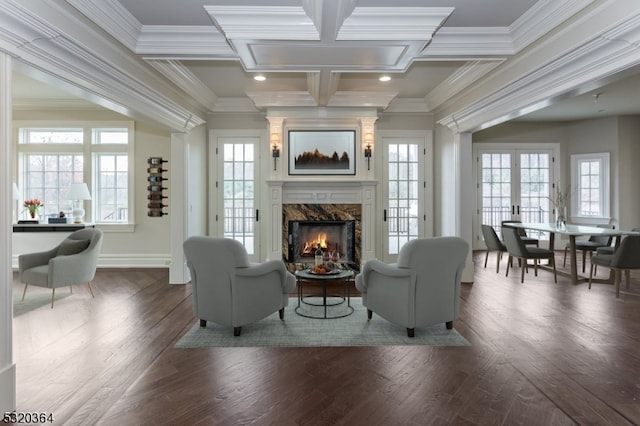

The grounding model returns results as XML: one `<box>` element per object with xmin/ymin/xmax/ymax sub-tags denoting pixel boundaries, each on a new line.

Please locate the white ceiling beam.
<box><xmin>336</xmin><ymin>7</ymin><xmax>454</xmax><ymax>41</ymax></box>
<box><xmin>1</xmin><ymin>0</ymin><xmax>206</xmax><ymax>131</ymax></box>
<box><xmin>204</xmin><ymin>6</ymin><xmax>320</xmax><ymax>41</ymax></box>
<box><xmin>437</xmin><ymin>5</ymin><xmax>640</xmax><ymax>132</ymax></box>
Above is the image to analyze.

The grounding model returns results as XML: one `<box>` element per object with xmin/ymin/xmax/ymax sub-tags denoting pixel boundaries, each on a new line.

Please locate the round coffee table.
<box><xmin>294</xmin><ymin>268</ymin><xmax>355</xmax><ymax>319</ymax></box>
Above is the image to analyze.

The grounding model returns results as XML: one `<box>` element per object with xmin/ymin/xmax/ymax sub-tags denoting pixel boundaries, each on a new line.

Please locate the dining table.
<box><xmin>506</xmin><ymin>222</ymin><xmax>640</xmax><ymax>285</ymax></box>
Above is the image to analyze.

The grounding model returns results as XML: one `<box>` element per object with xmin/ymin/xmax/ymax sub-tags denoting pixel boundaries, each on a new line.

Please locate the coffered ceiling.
<box><xmin>9</xmin><ymin>0</ymin><xmax>640</xmax><ymax>124</ymax></box>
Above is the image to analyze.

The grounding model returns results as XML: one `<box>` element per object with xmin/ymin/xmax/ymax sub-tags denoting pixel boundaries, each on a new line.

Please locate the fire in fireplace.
<box><xmin>288</xmin><ymin>220</ymin><xmax>355</xmax><ymax>264</ymax></box>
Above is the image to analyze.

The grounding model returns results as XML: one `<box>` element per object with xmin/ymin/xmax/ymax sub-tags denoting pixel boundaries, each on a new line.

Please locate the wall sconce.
<box><xmin>270</xmin><ymin>133</ymin><xmax>280</xmax><ymax>170</ymax></box>
<box><xmin>364</xmin><ymin>133</ymin><xmax>373</xmax><ymax>170</ymax></box>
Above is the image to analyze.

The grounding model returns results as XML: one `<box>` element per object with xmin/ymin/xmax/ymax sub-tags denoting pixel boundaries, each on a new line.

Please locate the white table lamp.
<box><xmin>67</xmin><ymin>183</ymin><xmax>91</xmax><ymax>223</ymax></box>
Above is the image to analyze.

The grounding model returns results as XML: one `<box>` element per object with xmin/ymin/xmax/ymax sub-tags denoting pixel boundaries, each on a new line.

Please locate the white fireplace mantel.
<box><xmin>265</xmin><ymin>180</ymin><xmax>377</xmax><ymax>265</ymax></box>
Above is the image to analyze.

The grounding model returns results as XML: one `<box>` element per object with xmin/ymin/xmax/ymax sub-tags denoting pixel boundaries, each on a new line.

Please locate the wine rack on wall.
<box><xmin>147</xmin><ymin>157</ymin><xmax>168</xmax><ymax>217</ymax></box>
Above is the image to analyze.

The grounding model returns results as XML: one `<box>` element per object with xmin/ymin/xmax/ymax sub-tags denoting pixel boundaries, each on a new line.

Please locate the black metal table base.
<box><xmin>295</xmin><ymin>274</ymin><xmax>354</xmax><ymax>319</ymax></box>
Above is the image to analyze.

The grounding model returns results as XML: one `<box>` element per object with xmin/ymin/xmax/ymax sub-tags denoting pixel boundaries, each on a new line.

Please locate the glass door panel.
<box><xmin>478</xmin><ymin>148</ymin><xmax>554</xmax><ymax>241</ymax></box>
<box><xmin>383</xmin><ymin>140</ymin><xmax>423</xmax><ymax>260</ymax></box>
<box><xmin>219</xmin><ymin>139</ymin><xmax>258</xmax><ymax>256</ymax></box>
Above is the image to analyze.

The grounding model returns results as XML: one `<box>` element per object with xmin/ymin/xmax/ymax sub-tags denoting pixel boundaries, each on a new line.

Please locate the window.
<box><xmin>17</xmin><ymin>121</ymin><xmax>134</xmax><ymax>225</ymax></box>
<box><xmin>571</xmin><ymin>152</ymin><xmax>610</xmax><ymax>220</ymax></box>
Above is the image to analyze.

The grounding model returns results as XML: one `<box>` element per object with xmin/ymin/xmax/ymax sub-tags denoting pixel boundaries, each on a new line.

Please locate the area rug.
<box><xmin>175</xmin><ymin>297</ymin><xmax>470</xmax><ymax>348</ymax></box>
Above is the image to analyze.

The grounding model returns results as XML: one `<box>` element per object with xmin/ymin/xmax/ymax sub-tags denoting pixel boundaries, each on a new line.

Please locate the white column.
<box><xmin>169</xmin><ymin>131</ymin><xmax>188</xmax><ymax>284</ymax></box>
<box><xmin>266</xmin><ymin>181</ymin><xmax>283</xmax><ymax>261</ymax></box>
<box><xmin>454</xmin><ymin>132</ymin><xmax>475</xmax><ymax>283</ymax></box>
<box><xmin>0</xmin><ymin>51</ymin><xmax>17</xmax><ymax>412</ymax></box>
<box><xmin>360</xmin><ymin>181</ymin><xmax>377</xmax><ymax>264</ymax></box>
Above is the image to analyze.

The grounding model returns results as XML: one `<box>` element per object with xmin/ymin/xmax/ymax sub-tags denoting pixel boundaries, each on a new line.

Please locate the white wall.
<box><xmin>472</xmin><ymin>115</ymin><xmax>640</xmax><ymax>232</ymax></box>
<box><xmin>616</xmin><ymin>116</ymin><xmax>640</xmax><ymax>229</ymax></box>
<box><xmin>12</xmin><ymin>108</ymin><xmax>173</xmax><ymax>268</ymax></box>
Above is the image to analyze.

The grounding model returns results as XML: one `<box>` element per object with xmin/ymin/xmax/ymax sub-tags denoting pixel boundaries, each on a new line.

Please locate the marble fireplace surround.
<box><xmin>266</xmin><ymin>180</ymin><xmax>377</xmax><ymax>268</ymax></box>
<box><xmin>283</xmin><ymin>204</ymin><xmax>360</xmax><ymax>267</ymax></box>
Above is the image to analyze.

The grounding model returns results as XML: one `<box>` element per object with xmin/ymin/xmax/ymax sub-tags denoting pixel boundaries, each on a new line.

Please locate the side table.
<box><xmin>294</xmin><ymin>269</ymin><xmax>355</xmax><ymax>319</ymax></box>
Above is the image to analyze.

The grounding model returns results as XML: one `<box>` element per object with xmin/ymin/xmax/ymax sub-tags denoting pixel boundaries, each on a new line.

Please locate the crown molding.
<box><xmin>246</xmin><ymin>91</ymin><xmax>318</xmax><ymax>108</ymax></box>
<box><xmin>437</xmin><ymin>5</ymin><xmax>640</xmax><ymax>132</ymax></box>
<box><xmin>65</xmin><ymin>0</ymin><xmax>141</xmax><ymax>52</ymax></box>
<box><xmin>204</xmin><ymin>6</ymin><xmax>320</xmax><ymax>40</ymax></box>
<box><xmin>327</xmin><ymin>91</ymin><xmax>397</xmax><ymax>109</ymax></box>
<box><xmin>145</xmin><ymin>59</ymin><xmax>218</xmax><ymax>111</ymax></box>
<box><xmin>336</xmin><ymin>7</ymin><xmax>454</xmax><ymax>41</ymax></box>
<box><xmin>209</xmin><ymin>98</ymin><xmax>262</xmax><ymax>113</ymax></box>
<box><xmin>267</xmin><ymin>107</ymin><xmax>378</xmax><ymax>121</ymax></box>
<box><xmin>137</xmin><ymin>26</ymin><xmax>233</xmax><ymax>57</ymax></box>
<box><xmin>423</xmin><ymin>0</ymin><xmax>595</xmax><ymax>58</ymax></box>
<box><xmin>12</xmin><ymin>98</ymin><xmax>103</xmax><ymax>111</ymax></box>
<box><xmin>425</xmin><ymin>60</ymin><xmax>504</xmax><ymax>111</ymax></box>
<box><xmin>423</xmin><ymin>27</ymin><xmax>514</xmax><ymax>57</ymax></box>
<box><xmin>384</xmin><ymin>98</ymin><xmax>430</xmax><ymax>114</ymax></box>
<box><xmin>509</xmin><ymin>0</ymin><xmax>596</xmax><ymax>51</ymax></box>
<box><xmin>2</xmin><ymin>0</ymin><xmax>206</xmax><ymax>131</ymax></box>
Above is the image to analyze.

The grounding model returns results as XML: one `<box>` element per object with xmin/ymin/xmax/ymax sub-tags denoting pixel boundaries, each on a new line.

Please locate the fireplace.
<box><xmin>288</xmin><ymin>220</ymin><xmax>356</xmax><ymax>264</ymax></box>
<box><xmin>282</xmin><ymin>203</ymin><xmax>362</xmax><ymax>270</ymax></box>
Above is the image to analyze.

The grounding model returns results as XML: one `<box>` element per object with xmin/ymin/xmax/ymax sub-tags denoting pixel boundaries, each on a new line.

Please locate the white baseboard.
<box><xmin>12</xmin><ymin>254</ymin><xmax>171</xmax><ymax>269</ymax></box>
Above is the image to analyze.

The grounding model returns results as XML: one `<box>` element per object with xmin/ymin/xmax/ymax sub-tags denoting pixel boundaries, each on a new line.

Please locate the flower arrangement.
<box><xmin>549</xmin><ymin>183</ymin><xmax>570</xmax><ymax>211</ymax></box>
<box><xmin>23</xmin><ymin>198</ymin><xmax>44</xmax><ymax>218</ymax></box>
<box><xmin>549</xmin><ymin>183</ymin><xmax>570</xmax><ymax>226</ymax></box>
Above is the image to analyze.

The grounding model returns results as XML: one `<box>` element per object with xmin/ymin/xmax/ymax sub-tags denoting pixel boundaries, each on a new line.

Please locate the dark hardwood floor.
<box><xmin>12</xmin><ymin>252</ymin><xmax>640</xmax><ymax>425</ymax></box>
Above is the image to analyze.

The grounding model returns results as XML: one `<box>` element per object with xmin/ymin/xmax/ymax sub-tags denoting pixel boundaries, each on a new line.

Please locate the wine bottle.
<box><xmin>147</xmin><ymin>157</ymin><xmax>168</xmax><ymax>165</ymax></box>
<box><xmin>147</xmin><ymin>185</ymin><xmax>167</xmax><ymax>192</ymax></box>
<box><xmin>314</xmin><ymin>244</ymin><xmax>323</xmax><ymax>267</ymax></box>
<box><xmin>147</xmin><ymin>176</ymin><xmax>167</xmax><ymax>183</ymax></box>
<box><xmin>147</xmin><ymin>193</ymin><xmax>168</xmax><ymax>200</ymax></box>
<box><xmin>147</xmin><ymin>167</ymin><xmax>168</xmax><ymax>174</ymax></box>
<box><xmin>148</xmin><ymin>203</ymin><xmax>168</xmax><ymax>209</ymax></box>
<box><xmin>148</xmin><ymin>210</ymin><xmax>167</xmax><ymax>217</ymax></box>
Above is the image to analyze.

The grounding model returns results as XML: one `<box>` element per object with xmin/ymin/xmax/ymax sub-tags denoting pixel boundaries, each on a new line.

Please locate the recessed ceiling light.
<box><xmin>379</xmin><ymin>76</ymin><xmax>391</xmax><ymax>82</ymax></box>
<box><xmin>254</xmin><ymin>75</ymin><xmax>266</xmax><ymax>81</ymax></box>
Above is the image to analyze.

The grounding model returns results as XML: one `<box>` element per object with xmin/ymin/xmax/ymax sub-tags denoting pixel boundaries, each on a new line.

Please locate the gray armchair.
<box><xmin>183</xmin><ymin>236</ymin><xmax>296</xmax><ymax>336</ymax></box>
<box><xmin>354</xmin><ymin>237</ymin><xmax>469</xmax><ymax>337</ymax></box>
<box><xmin>18</xmin><ymin>228</ymin><xmax>103</xmax><ymax>308</ymax></box>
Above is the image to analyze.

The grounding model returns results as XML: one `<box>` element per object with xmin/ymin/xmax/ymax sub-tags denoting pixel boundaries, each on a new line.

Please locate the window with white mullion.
<box><xmin>571</xmin><ymin>152</ymin><xmax>610</xmax><ymax>220</ymax></box>
<box><xmin>387</xmin><ymin>142</ymin><xmax>420</xmax><ymax>255</ymax></box>
<box><xmin>16</xmin><ymin>121</ymin><xmax>134</xmax><ymax>225</ymax></box>
<box><xmin>21</xmin><ymin>153</ymin><xmax>83</xmax><ymax>217</ymax></box>
<box><xmin>95</xmin><ymin>154</ymin><xmax>128</xmax><ymax>222</ymax></box>
<box><xmin>222</xmin><ymin>142</ymin><xmax>256</xmax><ymax>254</ymax></box>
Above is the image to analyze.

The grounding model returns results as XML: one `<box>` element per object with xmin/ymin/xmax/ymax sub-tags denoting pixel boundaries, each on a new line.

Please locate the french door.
<box><xmin>476</xmin><ymin>145</ymin><xmax>558</xmax><ymax>242</ymax></box>
<box><xmin>212</xmin><ymin>135</ymin><xmax>260</xmax><ymax>260</ymax></box>
<box><xmin>380</xmin><ymin>133</ymin><xmax>432</xmax><ymax>262</ymax></box>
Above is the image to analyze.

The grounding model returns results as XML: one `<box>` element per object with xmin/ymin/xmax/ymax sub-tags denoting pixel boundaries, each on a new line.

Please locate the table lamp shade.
<box><xmin>67</xmin><ymin>183</ymin><xmax>91</xmax><ymax>223</ymax></box>
<box><xmin>67</xmin><ymin>183</ymin><xmax>92</xmax><ymax>200</ymax></box>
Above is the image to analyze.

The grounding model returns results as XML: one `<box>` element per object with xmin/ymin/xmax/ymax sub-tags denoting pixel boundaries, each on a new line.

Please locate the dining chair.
<box><xmin>595</xmin><ymin>227</ymin><xmax>640</xmax><ymax>256</ymax></box>
<box><xmin>593</xmin><ymin>227</ymin><xmax>640</xmax><ymax>274</ymax></box>
<box><xmin>589</xmin><ymin>235</ymin><xmax>640</xmax><ymax>298</ymax></box>
<box><xmin>503</xmin><ymin>226</ymin><xmax>557</xmax><ymax>284</ymax></box>
<box><xmin>563</xmin><ymin>224</ymin><xmax>614</xmax><ymax>272</ymax></box>
<box><xmin>501</xmin><ymin>220</ymin><xmax>539</xmax><ymax>246</ymax></box>
<box><xmin>481</xmin><ymin>224</ymin><xmax>507</xmax><ymax>273</ymax></box>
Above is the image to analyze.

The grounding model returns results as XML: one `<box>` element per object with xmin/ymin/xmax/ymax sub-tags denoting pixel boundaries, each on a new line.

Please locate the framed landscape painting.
<box><xmin>288</xmin><ymin>130</ymin><xmax>356</xmax><ymax>175</ymax></box>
